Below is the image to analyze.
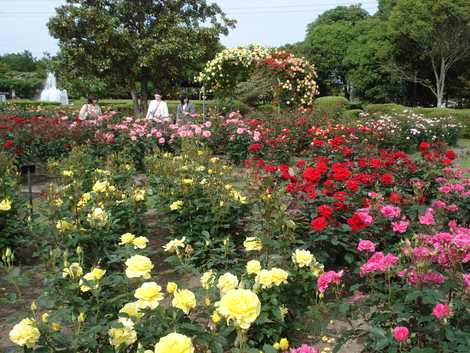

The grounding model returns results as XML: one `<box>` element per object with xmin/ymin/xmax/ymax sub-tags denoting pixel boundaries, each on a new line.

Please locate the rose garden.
<box><xmin>1</xmin><ymin>1</ymin><xmax>470</xmax><ymax>353</ymax></box>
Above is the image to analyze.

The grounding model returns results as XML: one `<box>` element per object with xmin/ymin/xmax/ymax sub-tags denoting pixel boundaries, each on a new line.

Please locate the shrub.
<box><xmin>313</xmin><ymin>96</ymin><xmax>350</xmax><ymax>116</ymax></box>
<box><xmin>364</xmin><ymin>103</ymin><xmax>406</xmax><ymax>114</ymax></box>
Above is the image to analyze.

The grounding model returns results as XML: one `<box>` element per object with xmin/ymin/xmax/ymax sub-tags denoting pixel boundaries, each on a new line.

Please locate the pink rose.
<box><xmin>419</xmin><ymin>208</ymin><xmax>435</xmax><ymax>225</ymax></box>
<box><xmin>158</xmin><ymin>137</ymin><xmax>165</xmax><ymax>144</ymax></box>
<box><xmin>393</xmin><ymin>326</ymin><xmax>409</xmax><ymax>342</ymax></box>
<box><xmin>380</xmin><ymin>205</ymin><xmax>401</xmax><ymax>219</ymax></box>
<box><xmin>432</xmin><ymin>303</ymin><xmax>449</xmax><ymax>320</ymax></box>
<box><xmin>357</xmin><ymin>240</ymin><xmax>376</xmax><ymax>253</ymax></box>
<box><xmin>392</xmin><ymin>219</ymin><xmax>409</xmax><ymax>233</ymax></box>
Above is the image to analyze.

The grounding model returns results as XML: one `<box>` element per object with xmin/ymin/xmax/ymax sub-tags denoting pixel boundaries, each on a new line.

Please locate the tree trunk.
<box><xmin>432</xmin><ymin>57</ymin><xmax>447</xmax><ymax>108</ymax></box>
<box><xmin>130</xmin><ymin>80</ymin><xmax>140</xmax><ymax>117</ymax></box>
<box><xmin>140</xmin><ymin>77</ymin><xmax>149</xmax><ymax>115</ymax></box>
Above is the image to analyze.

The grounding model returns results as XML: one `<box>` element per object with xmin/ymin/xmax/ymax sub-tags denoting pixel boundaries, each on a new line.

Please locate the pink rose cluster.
<box><xmin>317</xmin><ymin>270</ymin><xmax>344</xmax><ymax>293</ymax></box>
<box><xmin>398</xmin><ymin>268</ymin><xmax>445</xmax><ymax>286</ymax></box>
<box><xmin>380</xmin><ymin>205</ymin><xmax>401</xmax><ymax>219</ymax></box>
<box><xmin>419</xmin><ymin>227</ymin><xmax>470</xmax><ymax>267</ymax></box>
<box><xmin>360</xmin><ymin>251</ymin><xmax>398</xmax><ymax>276</ymax></box>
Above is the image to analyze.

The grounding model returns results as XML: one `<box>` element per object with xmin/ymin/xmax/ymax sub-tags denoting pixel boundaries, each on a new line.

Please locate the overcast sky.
<box><xmin>0</xmin><ymin>0</ymin><xmax>378</xmax><ymax>57</ymax></box>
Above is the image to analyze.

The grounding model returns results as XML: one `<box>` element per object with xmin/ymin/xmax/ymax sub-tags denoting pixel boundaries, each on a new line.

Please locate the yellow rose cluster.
<box><xmin>119</xmin><ymin>232</ymin><xmax>149</xmax><ymax>249</ymax></box>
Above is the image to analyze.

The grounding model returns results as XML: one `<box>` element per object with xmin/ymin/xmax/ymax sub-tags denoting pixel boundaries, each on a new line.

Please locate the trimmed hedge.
<box><xmin>313</xmin><ymin>96</ymin><xmax>350</xmax><ymax>114</ymax></box>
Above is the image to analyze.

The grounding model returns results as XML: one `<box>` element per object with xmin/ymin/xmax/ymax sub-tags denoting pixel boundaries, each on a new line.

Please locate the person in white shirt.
<box><xmin>78</xmin><ymin>95</ymin><xmax>102</xmax><ymax>120</ymax></box>
<box><xmin>146</xmin><ymin>92</ymin><xmax>169</xmax><ymax>119</ymax></box>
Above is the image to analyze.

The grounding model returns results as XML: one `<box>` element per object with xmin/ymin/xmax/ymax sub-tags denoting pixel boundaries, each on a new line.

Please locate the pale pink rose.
<box><xmin>202</xmin><ymin>130</ymin><xmax>211</xmax><ymax>138</ymax></box>
<box><xmin>158</xmin><ymin>137</ymin><xmax>165</xmax><ymax>144</ymax></box>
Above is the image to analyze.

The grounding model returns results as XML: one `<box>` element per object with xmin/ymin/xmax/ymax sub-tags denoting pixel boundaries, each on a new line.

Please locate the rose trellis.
<box><xmin>197</xmin><ymin>45</ymin><xmax>319</xmax><ymax>108</ymax></box>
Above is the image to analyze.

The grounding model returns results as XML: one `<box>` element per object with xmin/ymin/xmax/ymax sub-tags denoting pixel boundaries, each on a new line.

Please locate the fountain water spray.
<box><xmin>40</xmin><ymin>72</ymin><xmax>69</xmax><ymax>105</ymax></box>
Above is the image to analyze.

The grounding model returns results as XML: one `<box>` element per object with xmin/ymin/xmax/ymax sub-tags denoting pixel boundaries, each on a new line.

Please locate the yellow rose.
<box><xmin>91</xmin><ymin>268</ymin><xmax>106</xmax><ymax>280</ymax></box>
<box><xmin>163</xmin><ymin>237</ymin><xmax>186</xmax><ymax>253</ymax></box>
<box><xmin>243</xmin><ymin>237</ymin><xmax>262</xmax><ymax>251</ymax></box>
<box><xmin>51</xmin><ymin>322</ymin><xmax>61</xmax><ymax>332</ymax></box>
<box><xmin>166</xmin><ymin>282</ymin><xmax>178</xmax><ymax>294</ymax></box>
<box><xmin>41</xmin><ymin>313</ymin><xmax>49</xmax><ymax>324</ymax></box>
<box><xmin>119</xmin><ymin>233</ymin><xmax>136</xmax><ymax>245</ymax></box>
<box><xmin>134</xmin><ymin>282</ymin><xmax>164</xmax><ymax>309</ymax></box>
<box><xmin>172</xmin><ymin>289</ymin><xmax>197</xmax><ymax>314</ymax></box>
<box><xmin>119</xmin><ymin>302</ymin><xmax>143</xmax><ymax>319</ymax></box>
<box><xmin>62</xmin><ymin>262</ymin><xmax>83</xmax><ymax>279</ymax></box>
<box><xmin>182</xmin><ymin>178</ymin><xmax>194</xmax><ymax>185</ymax></box>
<box><xmin>170</xmin><ymin>200</ymin><xmax>184</xmax><ymax>210</ymax></box>
<box><xmin>279</xmin><ymin>338</ymin><xmax>289</xmax><ymax>351</ymax></box>
<box><xmin>9</xmin><ymin>318</ymin><xmax>40</xmax><ymax>348</ymax></box>
<box><xmin>211</xmin><ymin>310</ymin><xmax>221</xmax><ymax>323</ymax></box>
<box><xmin>0</xmin><ymin>199</ymin><xmax>12</xmax><ymax>211</ymax></box>
<box><xmin>125</xmin><ymin>255</ymin><xmax>154</xmax><ymax>279</ymax></box>
<box><xmin>79</xmin><ymin>267</ymin><xmax>106</xmax><ymax>292</ymax></box>
<box><xmin>108</xmin><ymin>318</ymin><xmax>137</xmax><ymax>347</ymax></box>
<box><xmin>92</xmin><ymin>180</ymin><xmax>112</xmax><ymax>193</ymax></box>
<box><xmin>56</xmin><ymin>219</ymin><xmax>74</xmax><ymax>233</ymax></box>
<box><xmin>133</xmin><ymin>188</ymin><xmax>146</xmax><ymax>201</ymax></box>
<box><xmin>62</xmin><ymin>170</ymin><xmax>74</xmax><ymax>177</ymax></box>
<box><xmin>256</xmin><ymin>269</ymin><xmax>273</xmax><ymax>289</ymax></box>
<box><xmin>154</xmin><ymin>332</ymin><xmax>194</xmax><ymax>353</ymax></box>
<box><xmin>292</xmin><ymin>249</ymin><xmax>314</xmax><ymax>268</ymax></box>
<box><xmin>200</xmin><ymin>270</ymin><xmax>216</xmax><ymax>289</ymax></box>
<box><xmin>77</xmin><ymin>192</ymin><xmax>91</xmax><ymax>208</ymax></box>
<box><xmin>78</xmin><ymin>312</ymin><xmax>86</xmax><ymax>323</ymax></box>
<box><xmin>271</xmin><ymin>268</ymin><xmax>289</xmax><ymax>286</ymax></box>
<box><xmin>246</xmin><ymin>260</ymin><xmax>261</xmax><ymax>275</ymax></box>
<box><xmin>219</xmin><ymin>289</ymin><xmax>261</xmax><ymax>329</ymax></box>
<box><xmin>87</xmin><ymin>207</ymin><xmax>109</xmax><ymax>227</ymax></box>
<box><xmin>132</xmin><ymin>236</ymin><xmax>149</xmax><ymax>249</ymax></box>
<box><xmin>217</xmin><ymin>272</ymin><xmax>239</xmax><ymax>294</ymax></box>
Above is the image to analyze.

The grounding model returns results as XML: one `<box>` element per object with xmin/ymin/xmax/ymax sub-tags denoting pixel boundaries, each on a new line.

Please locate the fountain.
<box><xmin>40</xmin><ymin>72</ymin><xmax>69</xmax><ymax>105</ymax></box>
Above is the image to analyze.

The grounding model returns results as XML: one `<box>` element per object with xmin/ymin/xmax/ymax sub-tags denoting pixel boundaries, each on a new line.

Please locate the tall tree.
<box><xmin>344</xmin><ymin>18</ymin><xmax>404</xmax><ymax>103</ymax></box>
<box><xmin>389</xmin><ymin>0</ymin><xmax>470</xmax><ymax>107</ymax></box>
<box><xmin>48</xmin><ymin>0</ymin><xmax>234</xmax><ymax>115</ymax></box>
<box><xmin>303</xmin><ymin>5</ymin><xmax>369</xmax><ymax>96</ymax></box>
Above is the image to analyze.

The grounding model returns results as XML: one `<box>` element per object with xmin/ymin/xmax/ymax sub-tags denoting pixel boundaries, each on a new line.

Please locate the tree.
<box><xmin>48</xmin><ymin>0</ymin><xmax>234</xmax><ymax>115</ymax></box>
<box><xmin>344</xmin><ymin>18</ymin><xmax>404</xmax><ymax>103</ymax></box>
<box><xmin>389</xmin><ymin>0</ymin><xmax>470</xmax><ymax>107</ymax></box>
<box><xmin>303</xmin><ymin>5</ymin><xmax>369</xmax><ymax>97</ymax></box>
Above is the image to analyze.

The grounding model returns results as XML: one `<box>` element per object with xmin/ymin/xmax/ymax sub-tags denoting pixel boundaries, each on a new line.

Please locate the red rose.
<box><xmin>303</xmin><ymin>167</ymin><xmax>321</xmax><ymax>183</ymax></box>
<box><xmin>3</xmin><ymin>139</ymin><xmax>14</xmax><ymax>149</ymax></box>
<box><xmin>419</xmin><ymin>141</ymin><xmax>430</xmax><ymax>151</ymax></box>
<box><xmin>380</xmin><ymin>173</ymin><xmax>394</xmax><ymax>185</ymax></box>
<box><xmin>310</xmin><ymin>216</ymin><xmax>328</xmax><ymax>231</ymax></box>
<box><xmin>296</xmin><ymin>159</ymin><xmax>306</xmax><ymax>168</ymax></box>
<box><xmin>248</xmin><ymin>143</ymin><xmax>262</xmax><ymax>152</ymax></box>
<box><xmin>312</xmin><ymin>139</ymin><xmax>324</xmax><ymax>147</ymax></box>
<box><xmin>445</xmin><ymin>150</ymin><xmax>456</xmax><ymax>160</ymax></box>
<box><xmin>389</xmin><ymin>192</ymin><xmax>402</xmax><ymax>204</ymax></box>
<box><xmin>346</xmin><ymin>180</ymin><xmax>359</xmax><ymax>192</ymax></box>
<box><xmin>348</xmin><ymin>214</ymin><xmax>367</xmax><ymax>231</ymax></box>
<box><xmin>317</xmin><ymin>204</ymin><xmax>333</xmax><ymax>217</ymax></box>
<box><xmin>331</xmin><ymin>166</ymin><xmax>351</xmax><ymax>181</ymax></box>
